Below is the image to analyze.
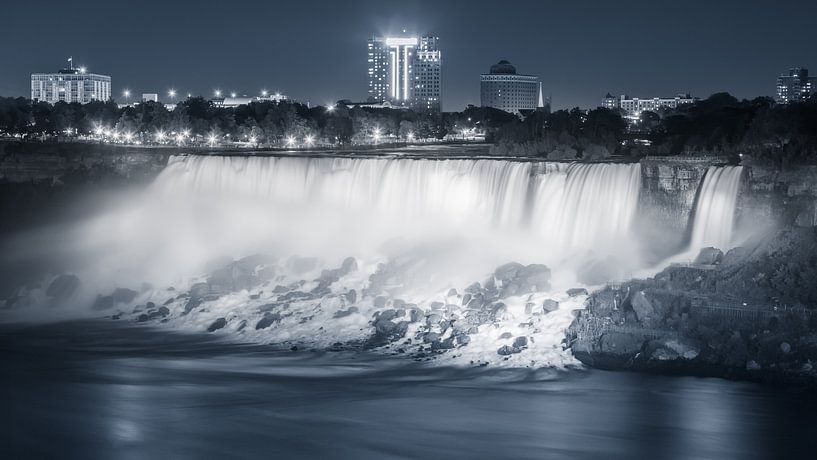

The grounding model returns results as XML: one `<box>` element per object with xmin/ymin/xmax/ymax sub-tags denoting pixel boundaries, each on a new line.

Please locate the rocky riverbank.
<box><xmin>568</xmin><ymin>227</ymin><xmax>817</xmax><ymax>387</ymax></box>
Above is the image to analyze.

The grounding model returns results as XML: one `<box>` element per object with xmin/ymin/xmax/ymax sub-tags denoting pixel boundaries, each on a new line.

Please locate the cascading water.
<box><xmin>2</xmin><ymin>154</ymin><xmax>652</xmax><ymax>367</ymax></box>
<box><xmin>688</xmin><ymin>165</ymin><xmax>743</xmax><ymax>252</ymax></box>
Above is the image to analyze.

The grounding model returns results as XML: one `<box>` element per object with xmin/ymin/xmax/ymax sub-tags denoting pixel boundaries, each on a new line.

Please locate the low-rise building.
<box><xmin>602</xmin><ymin>93</ymin><xmax>697</xmax><ymax>116</ymax></box>
<box><xmin>31</xmin><ymin>61</ymin><xmax>111</xmax><ymax>104</ymax></box>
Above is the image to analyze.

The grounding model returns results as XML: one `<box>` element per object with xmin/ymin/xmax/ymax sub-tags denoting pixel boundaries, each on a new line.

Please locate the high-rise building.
<box><xmin>367</xmin><ymin>33</ymin><xmax>442</xmax><ymax>111</ymax></box>
<box><xmin>411</xmin><ymin>36</ymin><xmax>442</xmax><ymax>111</ymax></box>
<box><xmin>776</xmin><ymin>68</ymin><xmax>816</xmax><ymax>104</ymax></box>
<box><xmin>601</xmin><ymin>93</ymin><xmax>697</xmax><ymax>116</ymax></box>
<box><xmin>480</xmin><ymin>60</ymin><xmax>539</xmax><ymax>114</ymax></box>
<box><xmin>31</xmin><ymin>60</ymin><xmax>111</xmax><ymax>104</ymax></box>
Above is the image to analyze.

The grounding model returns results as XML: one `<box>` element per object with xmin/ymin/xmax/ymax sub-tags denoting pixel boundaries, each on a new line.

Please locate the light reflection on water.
<box><xmin>2</xmin><ymin>321</ymin><xmax>815</xmax><ymax>460</ymax></box>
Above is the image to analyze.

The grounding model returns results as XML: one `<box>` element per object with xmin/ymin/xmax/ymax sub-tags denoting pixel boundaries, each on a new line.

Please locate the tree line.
<box><xmin>1</xmin><ymin>93</ymin><xmax>816</xmax><ymax>165</ymax></box>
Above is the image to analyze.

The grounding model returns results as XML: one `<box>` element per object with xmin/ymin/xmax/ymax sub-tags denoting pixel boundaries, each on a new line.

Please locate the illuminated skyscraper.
<box><xmin>367</xmin><ymin>33</ymin><xmax>441</xmax><ymax>111</ymax></box>
<box><xmin>776</xmin><ymin>68</ymin><xmax>816</xmax><ymax>104</ymax></box>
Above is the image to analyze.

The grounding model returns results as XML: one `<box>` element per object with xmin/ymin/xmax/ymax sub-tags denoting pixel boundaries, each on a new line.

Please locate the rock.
<box><xmin>499</xmin><ymin>332</ymin><xmax>513</xmax><ymax>339</ymax></box>
<box><xmin>190</xmin><ymin>282</ymin><xmax>210</xmax><ymax>299</ymax></box>
<box><xmin>567</xmin><ymin>288</ymin><xmax>589</xmax><ymax>297</ymax></box>
<box><xmin>447</xmin><ymin>288</ymin><xmax>458</xmax><ymax>297</ymax></box>
<box><xmin>344</xmin><ymin>290</ymin><xmax>357</xmax><ymax>304</ymax></box>
<box><xmin>542</xmin><ymin>299</ymin><xmax>560</xmax><ymax>313</ymax></box>
<box><xmin>497</xmin><ymin>345</ymin><xmax>520</xmax><ymax>356</ymax></box>
<box><xmin>333</xmin><ymin>306</ymin><xmax>359</xmax><ymax>319</ymax></box>
<box><xmin>456</xmin><ymin>334</ymin><xmax>471</xmax><ymax>346</ymax></box>
<box><xmin>392</xmin><ymin>299</ymin><xmax>406</xmax><ymax>309</ymax></box>
<box><xmin>630</xmin><ymin>291</ymin><xmax>656</xmax><ymax>324</ymax></box>
<box><xmin>461</xmin><ymin>293</ymin><xmax>472</xmax><ymax>306</ymax></box>
<box><xmin>46</xmin><ymin>274</ymin><xmax>80</xmax><ymax>300</ymax></box>
<box><xmin>693</xmin><ymin>247</ymin><xmax>724</xmax><ymax>265</ymax></box>
<box><xmin>464</xmin><ymin>282</ymin><xmax>482</xmax><ymax>294</ymax></box>
<box><xmin>157</xmin><ymin>306</ymin><xmax>170</xmax><ymax>316</ymax></box>
<box><xmin>371</xmin><ymin>319</ymin><xmax>409</xmax><ymax>344</ymax></box>
<box><xmin>256</xmin><ymin>312</ymin><xmax>283</xmax><ymax>330</ymax></box>
<box><xmin>513</xmin><ymin>336</ymin><xmax>528</xmax><ymax>348</ymax></box>
<box><xmin>207</xmin><ymin>318</ymin><xmax>227</xmax><ymax>332</ymax></box>
<box><xmin>423</xmin><ymin>332</ymin><xmax>441</xmax><ymax>343</ymax></box>
<box><xmin>490</xmin><ymin>303</ymin><xmax>508</xmax><ymax>321</ymax></box>
<box><xmin>524</xmin><ymin>303</ymin><xmax>534</xmax><ymax>315</ymax></box>
<box><xmin>430</xmin><ymin>301</ymin><xmax>444</xmax><ymax>310</ymax></box>
<box><xmin>599</xmin><ymin>332</ymin><xmax>644</xmax><ymax>355</ymax></box>
<box><xmin>184</xmin><ymin>297</ymin><xmax>202</xmax><ymax>314</ymax></box>
<box><xmin>780</xmin><ymin>342</ymin><xmax>791</xmax><ymax>353</ymax></box>
<box><xmin>376</xmin><ymin>309</ymin><xmax>398</xmax><ymax>322</ymax></box>
<box><xmin>491</xmin><ymin>263</ymin><xmax>551</xmax><ymax>297</ymax></box>
<box><xmin>426</xmin><ymin>313</ymin><xmax>442</xmax><ymax>326</ymax></box>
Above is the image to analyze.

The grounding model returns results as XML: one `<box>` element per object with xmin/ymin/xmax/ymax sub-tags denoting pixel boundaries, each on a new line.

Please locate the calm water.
<box><xmin>2</xmin><ymin>321</ymin><xmax>815</xmax><ymax>460</ymax></box>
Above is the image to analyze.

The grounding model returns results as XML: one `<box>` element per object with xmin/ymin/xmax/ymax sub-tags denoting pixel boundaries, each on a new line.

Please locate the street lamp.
<box><xmin>305</xmin><ymin>135</ymin><xmax>314</xmax><ymax>146</ymax></box>
<box><xmin>373</xmin><ymin>128</ymin><xmax>381</xmax><ymax>144</ymax></box>
<box><xmin>214</xmin><ymin>90</ymin><xmax>222</xmax><ymax>98</ymax></box>
<box><xmin>261</xmin><ymin>90</ymin><xmax>268</xmax><ymax>97</ymax></box>
<box><xmin>406</xmin><ymin>132</ymin><xmax>414</xmax><ymax>142</ymax></box>
<box><xmin>208</xmin><ymin>134</ymin><xmax>217</xmax><ymax>146</ymax></box>
<box><xmin>123</xmin><ymin>89</ymin><xmax>131</xmax><ymax>103</ymax></box>
<box><xmin>168</xmin><ymin>89</ymin><xmax>176</xmax><ymax>100</ymax></box>
<box><xmin>326</xmin><ymin>104</ymin><xmax>335</xmax><ymax>112</ymax></box>
<box><xmin>230</xmin><ymin>92</ymin><xmax>237</xmax><ymax>98</ymax></box>
<box><xmin>286</xmin><ymin>136</ymin><xmax>296</xmax><ymax>147</ymax></box>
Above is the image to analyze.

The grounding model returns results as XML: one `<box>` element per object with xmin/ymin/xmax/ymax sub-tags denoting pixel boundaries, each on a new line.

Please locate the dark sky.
<box><xmin>2</xmin><ymin>0</ymin><xmax>815</xmax><ymax>111</ymax></box>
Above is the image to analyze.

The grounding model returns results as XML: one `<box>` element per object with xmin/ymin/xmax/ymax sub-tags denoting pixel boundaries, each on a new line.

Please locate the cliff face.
<box><xmin>635</xmin><ymin>156</ymin><xmax>730</xmax><ymax>253</ymax></box>
<box><xmin>0</xmin><ymin>141</ymin><xmax>171</xmax><ymax>232</ymax></box>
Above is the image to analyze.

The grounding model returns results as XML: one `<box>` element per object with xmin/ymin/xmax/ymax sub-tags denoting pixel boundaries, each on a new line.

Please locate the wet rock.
<box><xmin>513</xmin><ymin>336</ymin><xmax>528</xmax><ymax>348</ymax></box>
<box><xmin>447</xmin><ymin>288</ymin><xmax>458</xmax><ymax>297</ymax></box>
<box><xmin>371</xmin><ymin>319</ymin><xmax>409</xmax><ymax>344</ymax></box>
<box><xmin>490</xmin><ymin>303</ymin><xmax>508</xmax><ymax>321</ymax></box>
<box><xmin>599</xmin><ymin>331</ymin><xmax>643</xmax><ymax>355</ymax></box>
<box><xmin>392</xmin><ymin>298</ymin><xmax>406</xmax><ymax>309</ymax></box>
<box><xmin>344</xmin><ymin>290</ymin><xmax>357</xmax><ymax>305</ymax></box>
<box><xmin>492</xmin><ymin>262</ymin><xmax>551</xmax><ymax>298</ymax></box>
<box><xmin>464</xmin><ymin>282</ymin><xmax>482</xmax><ymax>294</ymax></box>
<box><xmin>456</xmin><ymin>334</ymin><xmax>471</xmax><ymax>346</ymax></box>
<box><xmin>157</xmin><ymin>306</ymin><xmax>170</xmax><ymax>316</ymax></box>
<box><xmin>236</xmin><ymin>320</ymin><xmax>247</xmax><ymax>332</ymax></box>
<box><xmin>461</xmin><ymin>293</ymin><xmax>472</xmax><ymax>306</ymax></box>
<box><xmin>430</xmin><ymin>301</ymin><xmax>444</xmax><ymax>310</ymax></box>
<box><xmin>542</xmin><ymin>299</ymin><xmax>560</xmax><ymax>313</ymax></box>
<box><xmin>567</xmin><ymin>288</ymin><xmax>589</xmax><ymax>297</ymax></box>
<box><xmin>207</xmin><ymin>318</ymin><xmax>227</xmax><ymax>332</ymax></box>
<box><xmin>630</xmin><ymin>290</ymin><xmax>656</xmax><ymax>324</ymax></box>
<box><xmin>423</xmin><ymin>332</ymin><xmax>441</xmax><ymax>343</ymax></box>
<box><xmin>256</xmin><ymin>312</ymin><xmax>283</xmax><ymax>330</ymax></box>
<box><xmin>278</xmin><ymin>290</ymin><xmax>313</xmax><ymax>302</ymax></box>
<box><xmin>497</xmin><ymin>345</ymin><xmax>520</xmax><ymax>356</ymax></box>
<box><xmin>426</xmin><ymin>313</ymin><xmax>442</xmax><ymax>326</ymax></box>
<box><xmin>693</xmin><ymin>247</ymin><xmax>724</xmax><ymax>265</ymax></box>
<box><xmin>333</xmin><ymin>306</ymin><xmax>359</xmax><ymax>319</ymax></box>
<box><xmin>46</xmin><ymin>274</ymin><xmax>80</xmax><ymax>300</ymax></box>
<box><xmin>184</xmin><ymin>297</ymin><xmax>203</xmax><ymax>314</ymax></box>
<box><xmin>525</xmin><ymin>303</ymin><xmax>535</xmax><ymax>315</ymax></box>
<box><xmin>499</xmin><ymin>332</ymin><xmax>513</xmax><ymax>339</ymax></box>
<box><xmin>190</xmin><ymin>282</ymin><xmax>210</xmax><ymax>299</ymax></box>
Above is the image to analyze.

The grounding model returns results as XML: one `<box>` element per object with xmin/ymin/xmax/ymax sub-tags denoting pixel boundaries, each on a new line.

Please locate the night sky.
<box><xmin>2</xmin><ymin>0</ymin><xmax>815</xmax><ymax>111</ymax></box>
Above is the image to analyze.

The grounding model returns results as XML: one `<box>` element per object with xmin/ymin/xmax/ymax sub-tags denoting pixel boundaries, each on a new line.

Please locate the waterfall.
<box><xmin>155</xmin><ymin>156</ymin><xmax>642</xmax><ymax>254</ymax></box>
<box><xmin>688</xmin><ymin>166</ymin><xmax>743</xmax><ymax>252</ymax></box>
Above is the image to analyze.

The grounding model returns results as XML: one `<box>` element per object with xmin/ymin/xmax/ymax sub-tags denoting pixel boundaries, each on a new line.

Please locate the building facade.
<box><xmin>367</xmin><ymin>34</ymin><xmax>441</xmax><ymax>111</ymax></box>
<box><xmin>480</xmin><ymin>60</ymin><xmax>539</xmax><ymax>114</ymax></box>
<box><xmin>776</xmin><ymin>68</ymin><xmax>816</xmax><ymax>104</ymax></box>
<box><xmin>31</xmin><ymin>65</ymin><xmax>111</xmax><ymax>104</ymax></box>
<box><xmin>602</xmin><ymin>93</ymin><xmax>697</xmax><ymax>116</ymax></box>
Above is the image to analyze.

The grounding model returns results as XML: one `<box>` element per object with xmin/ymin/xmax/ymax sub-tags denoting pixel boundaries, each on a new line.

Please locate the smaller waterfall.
<box><xmin>689</xmin><ymin>166</ymin><xmax>743</xmax><ymax>252</ymax></box>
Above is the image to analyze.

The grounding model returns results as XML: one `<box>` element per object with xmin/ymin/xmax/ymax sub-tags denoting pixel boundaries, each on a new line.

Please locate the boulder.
<box><xmin>567</xmin><ymin>288</ymin><xmax>589</xmax><ymax>297</ymax></box>
<box><xmin>513</xmin><ymin>336</ymin><xmax>528</xmax><ymax>348</ymax></box>
<box><xmin>491</xmin><ymin>263</ymin><xmax>551</xmax><ymax>298</ymax></box>
<box><xmin>497</xmin><ymin>345</ymin><xmax>520</xmax><ymax>356</ymax></box>
<box><xmin>207</xmin><ymin>318</ymin><xmax>227</xmax><ymax>332</ymax></box>
<box><xmin>693</xmin><ymin>247</ymin><xmax>724</xmax><ymax>265</ymax></box>
<box><xmin>542</xmin><ymin>299</ymin><xmax>560</xmax><ymax>313</ymax></box>
<box><xmin>630</xmin><ymin>291</ymin><xmax>656</xmax><ymax>324</ymax></box>
<box><xmin>46</xmin><ymin>274</ymin><xmax>80</xmax><ymax>300</ymax></box>
<box><xmin>112</xmin><ymin>288</ymin><xmax>138</xmax><ymax>304</ymax></box>
<box><xmin>333</xmin><ymin>307</ymin><xmax>359</xmax><ymax>319</ymax></box>
<box><xmin>256</xmin><ymin>312</ymin><xmax>283</xmax><ymax>330</ymax></box>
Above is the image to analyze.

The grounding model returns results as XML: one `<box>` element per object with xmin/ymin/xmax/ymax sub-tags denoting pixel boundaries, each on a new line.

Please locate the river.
<box><xmin>2</xmin><ymin>321</ymin><xmax>815</xmax><ymax>460</ymax></box>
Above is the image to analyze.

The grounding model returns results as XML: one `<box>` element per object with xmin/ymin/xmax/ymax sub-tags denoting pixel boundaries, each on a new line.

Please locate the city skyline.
<box><xmin>2</xmin><ymin>0</ymin><xmax>816</xmax><ymax>111</ymax></box>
